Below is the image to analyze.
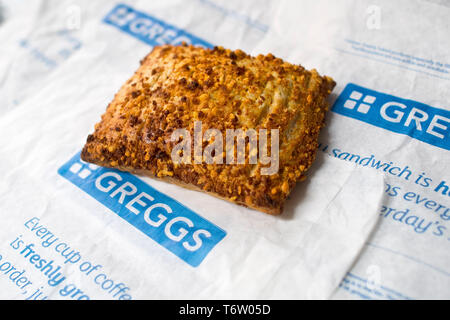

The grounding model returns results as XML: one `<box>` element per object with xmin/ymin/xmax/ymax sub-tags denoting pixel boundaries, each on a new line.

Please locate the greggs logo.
<box><xmin>58</xmin><ymin>152</ymin><xmax>226</xmax><ymax>267</ymax></box>
<box><xmin>332</xmin><ymin>83</ymin><xmax>450</xmax><ymax>151</ymax></box>
<box><xmin>103</xmin><ymin>3</ymin><xmax>212</xmax><ymax>48</ymax></box>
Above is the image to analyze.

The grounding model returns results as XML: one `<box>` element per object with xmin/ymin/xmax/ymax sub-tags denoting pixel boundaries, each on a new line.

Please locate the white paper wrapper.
<box><xmin>0</xmin><ymin>0</ymin><xmax>448</xmax><ymax>300</ymax></box>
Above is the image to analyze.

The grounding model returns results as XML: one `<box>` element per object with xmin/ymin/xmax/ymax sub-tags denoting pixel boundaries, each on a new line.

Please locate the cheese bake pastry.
<box><xmin>81</xmin><ymin>44</ymin><xmax>335</xmax><ymax>214</ymax></box>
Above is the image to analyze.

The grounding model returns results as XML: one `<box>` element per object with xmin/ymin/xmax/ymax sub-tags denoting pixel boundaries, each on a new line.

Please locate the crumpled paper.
<box><xmin>0</xmin><ymin>0</ymin><xmax>395</xmax><ymax>300</ymax></box>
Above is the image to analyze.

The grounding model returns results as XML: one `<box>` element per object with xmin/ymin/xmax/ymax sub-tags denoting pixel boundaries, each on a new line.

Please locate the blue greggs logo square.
<box><xmin>58</xmin><ymin>152</ymin><xmax>226</xmax><ymax>267</ymax></box>
<box><xmin>332</xmin><ymin>83</ymin><xmax>450</xmax><ymax>151</ymax></box>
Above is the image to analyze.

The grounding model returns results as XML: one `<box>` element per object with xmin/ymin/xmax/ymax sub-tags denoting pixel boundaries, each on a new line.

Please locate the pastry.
<box><xmin>81</xmin><ymin>44</ymin><xmax>335</xmax><ymax>214</ymax></box>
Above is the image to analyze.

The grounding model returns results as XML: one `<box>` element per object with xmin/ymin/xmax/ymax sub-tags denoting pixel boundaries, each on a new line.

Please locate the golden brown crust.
<box><xmin>81</xmin><ymin>44</ymin><xmax>336</xmax><ymax>215</ymax></box>
<box><xmin>116</xmin><ymin>166</ymin><xmax>281</xmax><ymax>215</ymax></box>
